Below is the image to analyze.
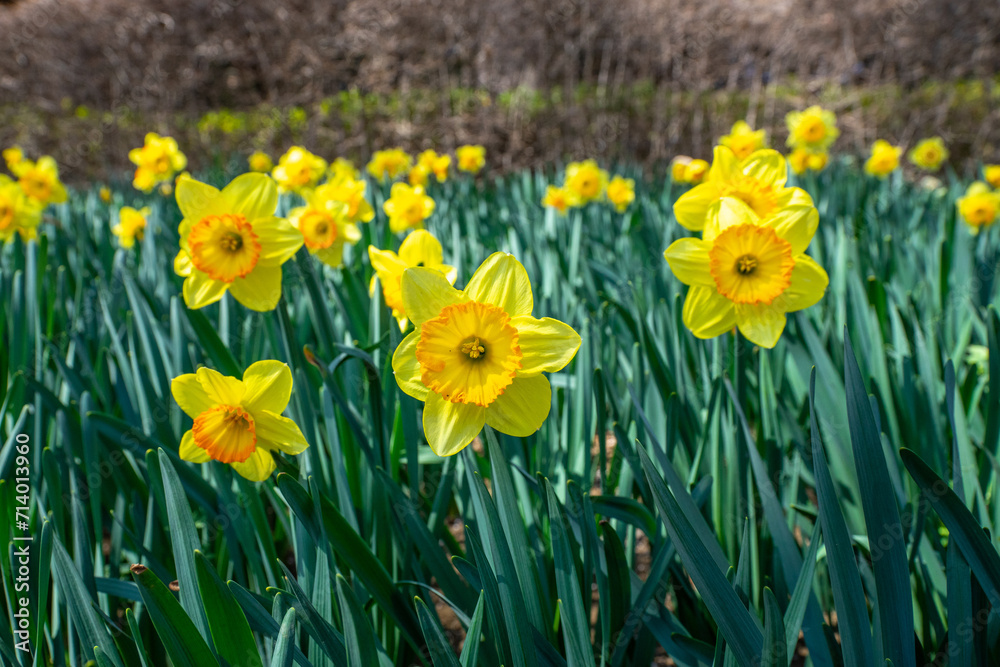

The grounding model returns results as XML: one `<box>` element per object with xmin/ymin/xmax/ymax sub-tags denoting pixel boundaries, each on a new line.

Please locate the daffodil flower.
<box><xmin>456</xmin><ymin>145</ymin><xmax>486</xmax><ymax>174</ymax></box>
<box><xmin>272</xmin><ymin>146</ymin><xmax>327</xmax><ymax>193</ymax></box>
<box><xmin>173</xmin><ymin>173</ymin><xmax>303</xmax><ymax>311</ymax></box>
<box><xmin>367</xmin><ymin>149</ymin><xmax>412</xmax><ymax>181</ymax></box>
<box><xmin>326</xmin><ymin>176</ymin><xmax>375</xmax><ymax>225</ymax></box>
<box><xmin>248</xmin><ymin>151</ymin><xmax>274</xmax><ymax>173</ymax></box>
<box><xmin>719</xmin><ymin>121</ymin><xmax>768</xmax><ymax>161</ymax></box>
<box><xmin>12</xmin><ymin>156</ymin><xmax>68</xmax><ymax>206</ymax></box>
<box><xmin>785</xmin><ymin>106</ymin><xmax>839</xmax><ymax>152</ymax></box>
<box><xmin>416</xmin><ymin>150</ymin><xmax>451</xmax><ymax>183</ymax></box>
<box><xmin>0</xmin><ymin>175</ymin><xmax>44</xmax><ymax>243</ymax></box>
<box><xmin>128</xmin><ymin>133</ymin><xmax>187</xmax><ymax>193</ymax></box>
<box><xmin>541</xmin><ymin>185</ymin><xmax>579</xmax><ymax>214</ymax></box>
<box><xmin>665</xmin><ymin>197</ymin><xmax>828</xmax><ymax>348</ymax></box>
<box><xmin>674</xmin><ymin>146</ymin><xmax>813</xmax><ymax>232</ymax></box>
<box><xmin>392</xmin><ymin>253</ymin><xmax>581</xmax><ymax>456</ymax></box>
<box><xmin>369</xmin><ymin>230</ymin><xmax>457</xmax><ymax>330</ymax></box>
<box><xmin>958</xmin><ymin>182</ymin><xmax>1000</xmax><ymax>234</ymax></box>
<box><xmin>288</xmin><ymin>183</ymin><xmax>362</xmax><ymax>268</ymax></box>
<box><xmin>564</xmin><ymin>160</ymin><xmax>609</xmax><ymax>204</ymax></box>
<box><xmin>908</xmin><ymin>137</ymin><xmax>949</xmax><ymax>172</ymax></box>
<box><xmin>606</xmin><ymin>176</ymin><xmax>635</xmax><ymax>213</ymax></box>
<box><xmin>113</xmin><ymin>206</ymin><xmax>150</xmax><ymax>249</ymax></box>
<box><xmin>383</xmin><ymin>183</ymin><xmax>435</xmax><ymax>233</ymax></box>
<box><xmin>171</xmin><ymin>361</ymin><xmax>309</xmax><ymax>481</ymax></box>
<box><xmin>864</xmin><ymin>140</ymin><xmax>902</xmax><ymax>178</ymax></box>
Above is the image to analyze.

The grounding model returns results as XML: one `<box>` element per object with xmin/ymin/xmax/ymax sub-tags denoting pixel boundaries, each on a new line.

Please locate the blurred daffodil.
<box><xmin>113</xmin><ymin>206</ymin><xmax>150</xmax><ymax>249</ymax></box>
<box><xmin>367</xmin><ymin>148</ymin><xmax>412</xmax><ymax>181</ymax></box>
<box><xmin>606</xmin><ymin>175</ymin><xmax>635</xmax><ymax>213</ymax></box>
<box><xmin>383</xmin><ymin>183</ymin><xmax>435</xmax><ymax>233</ymax></box>
<box><xmin>288</xmin><ymin>183</ymin><xmax>362</xmax><ymax>268</ymax></box>
<box><xmin>719</xmin><ymin>121</ymin><xmax>768</xmax><ymax>161</ymax></box>
<box><xmin>785</xmin><ymin>106</ymin><xmax>839</xmax><ymax>152</ymax></box>
<box><xmin>908</xmin><ymin>137</ymin><xmax>949</xmax><ymax>172</ymax></box>
<box><xmin>99</xmin><ymin>186</ymin><xmax>112</xmax><ymax>204</ymax></box>
<box><xmin>3</xmin><ymin>146</ymin><xmax>24</xmax><ymax>171</ymax></box>
<box><xmin>665</xmin><ymin>197</ymin><xmax>828</xmax><ymax>348</ymax></box>
<box><xmin>329</xmin><ymin>157</ymin><xmax>360</xmax><ymax>182</ymax></box>
<box><xmin>417</xmin><ymin>150</ymin><xmax>451</xmax><ymax>183</ymax></box>
<box><xmin>369</xmin><ymin>230</ymin><xmax>457</xmax><ymax>330</ymax></box>
<box><xmin>456</xmin><ymin>145</ymin><xmax>486</xmax><ymax>174</ymax></box>
<box><xmin>564</xmin><ymin>160</ymin><xmax>609</xmax><ymax>204</ymax></box>
<box><xmin>542</xmin><ymin>185</ymin><xmax>579</xmax><ymax>214</ymax></box>
<box><xmin>272</xmin><ymin>146</ymin><xmax>327</xmax><ymax>193</ymax></box>
<box><xmin>12</xmin><ymin>156</ymin><xmax>68</xmax><ymax>206</ymax></box>
<box><xmin>864</xmin><ymin>140</ymin><xmax>902</xmax><ymax>178</ymax></box>
<box><xmin>957</xmin><ymin>182</ymin><xmax>1000</xmax><ymax>235</ymax></box>
<box><xmin>171</xmin><ymin>361</ymin><xmax>309</xmax><ymax>481</ymax></box>
<box><xmin>174</xmin><ymin>173</ymin><xmax>302</xmax><ymax>311</ymax></box>
<box><xmin>983</xmin><ymin>165</ymin><xmax>1000</xmax><ymax>189</ymax></box>
<box><xmin>248</xmin><ymin>151</ymin><xmax>274</xmax><ymax>173</ymax></box>
<box><xmin>788</xmin><ymin>148</ymin><xmax>828</xmax><ymax>175</ymax></box>
<box><xmin>0</xmin><ymin>175</ymin><xmax>44</xmax><ymax>243</ymax></box>
<box><xmin>129</xmin><ymin>133</ymin><xmax>187</xmax><ymax>193</ymax></box>
<box><xmin>326</xmin><ymin>176</ymin><xmax>375</xmax><ymax>225</ymax></box>
<box><xmin>392</xmin><ymin>253</ymin><xmax>581</xmax><ymax>455</ymax></box>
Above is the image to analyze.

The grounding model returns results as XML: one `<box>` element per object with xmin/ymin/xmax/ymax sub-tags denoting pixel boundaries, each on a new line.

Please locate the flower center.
<box><xmin>415</xmin><ymin>301</ymin><xmax>523</xmax><ymax>407</ymax></box>
<box><xmin>709</xmin><ymin>224</ymin><xmax>794</xmax><ymax>305</ymax></box>
<box><xmin>20</xmin><ymin>172</ymin><xmax>51</xmax><ymax>201</ymax></box>
<box><xmin>299</xmin><ymin>209</ymin><xmax>338</xmax><ymax>250</ymax></box>
<box><xmin>720</xmin><ymin>177</ymin><xmax>778</xmax><ymax>219</ymax></box>
<box><xmin>188</xmin><ymin>213</ymin><xmax>262</xmax><ymax>283</ymax></box>
<box><xmin>192</xmin><ymin>404</ymin><xmax>257</xmax><ymax>463</ymax></box>
<box><xmin>800</xmin><ymin>117</ymin><xmax>826</xmax><ymax>143</ymax></box>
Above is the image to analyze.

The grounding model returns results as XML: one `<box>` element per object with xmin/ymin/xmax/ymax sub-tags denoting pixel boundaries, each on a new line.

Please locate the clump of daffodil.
<box><xmin>112</xmin><ymin>206</ymin><xmax>150</xmax><ymax>249</ymax></box>
<box><xmin>456</xmin><ymin>145</ymin><xmax>486</xmax><ymax>174</ymax></box>
<box><xmin>408</xmin><ymin>164</ymin><xmax>431</xmax><ymax>188</ymax></box>
<box><xmin>957</xmin><ymin>182</ymin><xmax>1000</xmax><ymax>235</ymax></box>
<box><xmin>383</xmin><ymin>183</ymin><xmax>435</xmax><ymax>233</ymax></box>
<box><xmin>0</xmin><ymin>175</ymin><xmax>44</xmax><ymax>243</ymax></box>
<box><xmin>329</xmin><ymin>157</ymin><xmax>359</xmax><ymax>181</ymax></box>
<box><xmin>174</xmin><ymin>173</ymin><xmax>303</xmax><ymax>311</ymax></box>
<box><xmin>908</xmin><ymin>137</ymin><xmax>949</xmax><ymax>172</ymax></box>
<box><xmin>983</xmin><ymin>165</ymin><xmax>1000</xmax><ymax>189</ymax></box>
<box><xmin>674</xmin><ymin>146</ymin><xmax>813</xmax><ymax>233</ymax></box>
<box><xmin>129</xmin><ymin>133</ymin><xmax>187</xmax><ymax>193</ymax></box>
<box><xmin>542</xmin><ymin>185</ymin><xmax>579</xmax><ymax>215</ymax></box>
<box><xmin>563</xmin><ymin>160</ymin><xmax>609</xmax><ymax>204</ymax></box>
<box><xmin>392</xmin><ymin>253</ymin><xmax>581</xmax><ymax>455</ymax></box>
<box><xmin>788</xmin><ymin>148</ymin><xmax>828</xmax><ymax>176</ymax></box>
<box><xmin>671</xmin><ymin>157</ymin><xmax>709</xmax><ymax>185</ymax></box>
<box><xmin>367</xmin><ymin>148</ymin><xmax>412</xmax><ymax>181</ymax></box>
<box><xmin>248</xmin><ymin>151</ymin><xmax>274</xmax><ymax>173</ymax></box>
<box><xmin>10</xmin><ymin>155</ymin><xmax>68</xmax><ymax>206</ymax></box>
<box><xmin>664</xmin><ymin>197</ymin><xmax>828</xmax><ymax>348</ymax></box>
<box><xmin>606</xmin><ymin>176</ymin><xmax>635</xmax><ymax>213</ymax></box>
<box><xmin>785</xmin><ymin>106</ymin><xmax>839</xmax><ymax>152</ymax></box>
<box><xmin>99</xmin><ymin>186</ymin><xmax>112</xmax><ymax>204</ymax></box>
<box><xmin>416</xmin><ymin>150</ymin><xmax>451</xmax><ymax>183</ymax></box>
<box><xmin>864</xmin><ymin>140</ymin><xmax>903</xmax><ymax>178</ymax></box>
<box><xmin>3</xmin><ymin>146</ymin><xmax>24</xmax><ymax>172</ymax></box>
<box><xmin>288</xmin><ymin>183</ymin><xmax>362</xmax><ymax>268</ymax></box>
<box><xmin>369</xmin><ymin>230</ymin><xmax>457</xmax><ymax>330</ymax></box>
<box><xmin>272</xmin><ymin>146</ymin><xmax>327</xmax><ymax>193</ymax></box>
<box><xmin>171</xmin><ymin>361</ymin><xmax>309</xmax><ymax>481</ymax></box>
<box><xmin>719</xmin><ymin>121</ymin><xmax>768</xmax><ymax>161</ymax></box>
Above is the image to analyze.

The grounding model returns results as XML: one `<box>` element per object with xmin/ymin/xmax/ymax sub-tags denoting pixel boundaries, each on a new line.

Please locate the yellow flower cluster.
<box><xmin>129</xmin><ymin>133</ymin><xmax>187</xmax><ymax>193</ymax></box>
<box><xmin>958</xmin><ymin>181</ymin><xmax>1000</xmax><ymax>234</ymax></box>
<box><xmin>784</xmin><ymin>106</ymin><xmax>837</xmax><ymax>175</ymax></box>
<box><xmin>671</xmin><ymin>157</ymin><xmax>710</xmax><ymax>185</ymax></box>
<box><xmin>542</xmin><ymin>160</ymin><xmax>635</xmax><ymax>214</ymax></box>
<box><xmin>665</xmin><ymin>145</ymin><xmax>829</xmax><ymax>348</ymax></box>
<box><xmin>1</xmin><ymin>146</ymin><xmax>67</xmax><ymax>242</ymax></box>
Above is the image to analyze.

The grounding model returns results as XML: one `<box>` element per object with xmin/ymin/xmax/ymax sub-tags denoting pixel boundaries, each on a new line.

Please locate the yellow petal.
<box><xmin>176</xmin><ymin>178</ymin><xmax>222</xmax><ymax>222</ymax></box>
<box><xmin>779</xmin><ymin>255</ymin><xmax>829</xmax><ymax>312</ymax></box>
<box><xmin>422</xmin><ymin>392</ymin><xmax>485</xmax><ymax>456</ymax></box>
<box><xmin>254</xmin><ymin>217</ymin><xmax>304</xmax><ymax>267</ymax></box>
<box><xmin>223</xmin><ymin>173</ymin><xmax>279</xmax><ymax>221</ymax></box>
<box><xmin>485</xmin><ymin>374</ymin><xmax>551</xmax><ymax>437</ymax></box>
<box><xmin>228</xmin><ymin>265</ymin><xmax>283</xmax><ymax>312</ymax></box>
<box><xmin>254</xmin><ymin>410</ymin><xmax>309</xmax><ymax>455</ymax></box>
<box><xmin>664</xmin><ymin>238</ymin><xmax>713</xmax><ymax>286</ymax></box>
<box><xmin>765</xmin><ymin>205</ymin><xmax>818</xmax><ymax>255</ymax></box>
<box><xmin>174</xmin><ymin>250</ymin><xmax>193</xmax><ymax>277</ymax></box>
<box><xmin>707</xmin><ymin>145</ymin><xmax>740</xmax><ymax>183</ymax></box>
<box><xmin>230</xmin><ymin>448</ymin><xmax>276</xmax><ymax>481</ymax></box>
<box><xmin>682</xmin><ymin>286</ymin><xmax>737</xmax><ymax>339</ymax></box>
<box><xmin>171</xmin><ymin>373</ymin><xmax>215</xmax><ymax>418</ymax></box>
<box><xmin>195</xmin><ymin>367</ymin><xmax>245</xmax><ymax>404</ymax></box>
<box><xmin>179</xmin><ymin>430</ymin><xmax>211</xmax><ymax>463</ymax></box>
<box><xmin>672</xmin><ymin>183</ymin><xmax>719</xmax><ymax>231</ymax></box>
<box><xmin>315</xmin><ymin>242</ymin><xmax>346</xmax><ymax>268</ymax></box>
<box><xmin>398</xmin><ymin>229</ymin><xmax>444</xmax><ymax>266</ymax></box>
<box><xmin>740</xmin><ymin>150</ymin><xmax>787</xmax><ymax>188</ymax></box>
<box><xmin>183</xmin><ymin>271</ymin><xmax>229</xmax><ymax>309</ymax></box>
<box><xmin>400</xmin><ymin>267</ymin><xmax>467</xmax><ymax>326</ymax></box>
<box><xmin>511</xmin><ymin>316</ymin><xmax>581</xmax><ymax>376</ymax></box>
<box><xmin>241</xmin><ymin>361</ymin><xmax>292</xmax><ymax>413</ymax></box>
<box><xmin>735</xmin><ymin>303</ymin><xmax>786</xmax><ymax>349</ymax></box>
<box><xmin>703</xmin><ymin>197</ymin><xmax>758</xmax><ymax>244</ymax></box>
<box><xmin>392</xmin><ymin>331</ymin><xmax>429</xmax><ymax>400</ymax></box>
<box><xmin>463</xmin><ymin>252</ymin><xmax>533</xmax><ymax>317</ymax></box>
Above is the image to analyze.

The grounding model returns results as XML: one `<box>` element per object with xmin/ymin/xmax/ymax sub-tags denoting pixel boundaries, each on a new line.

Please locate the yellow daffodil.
<box><xmin>12</xmin><ymin>156</ymin><xmax>68</xmax><ymax>206</ymax></box>
<box><xmin>864</xmin><ymin>140</ymin><xmax>902</xmax><ymax>178</ymax></box>
<box><xmin>719</xmin><ymin>121</ymin><xmax>768</xmax><ymax>161</ymax></box>
<box><xmin>288</xmin><ymin>183</ymin><xmax>362</xmax><ymax>268</ymax></box>
<box><xmin>383</xmin><ymin>183</ymin><xmax>435</xmax><ymax>233</ymax></box>
<box><xmin>128</xmin><ymin>133</ymin><xmax>187</xmax><ymax>193</ymax></box>
<box><xmin>674</xmin><ymin>146</ymin><xmax>812</xmax><ymax>232</ymax></box>
<box><xmin>983</xmin><ymin>165</ymin><xmax>1000</xmax><ymax>189</ymax></box>
<box><xmin>785</xmin><ymin>106</ymin><xmax>839</xmax><ymax>152</ymax></box>
<box><xmin>392</xmin><ymin>253</ymin><xmax>581</xmax><ymax>455</ymax></box>
<box><xmin>788</xmin><ymin>148</ymin><xmax>829</xmax><ymax>175</ymax></box>
<box><xmin>417</xmin><ymin>150</ymin><xmax>451</xmax><ymax>183</ymax></box>
<box><xmin>408</xmin><ymin>165</ymin><xmax>431</xmax><ymax>188</ymax></box>
<box><xmin>171</xmin><ymin>361</ymin><xmax>309</xmax><ymax>481</ymax></box>
<box><xmin>957</xmin><ymin>182</ymin><xmax>1000</xmax><ymax>235</ymax></box>
<box><xmin>272</xmin><ymin>146</ymin><xmax>327</xmax><ymax>193</ymax></box>
<box><xmin>369</xmin><ymin>230</ymin><xmax>457</xmax><ymax>330</ymax></box>
<box><xmin>664</xmin><ymin>197</ymin><xmax>828</xmax><ymax>348</ymax></box>
<box><xmin>684</xmin><ymin>159</ymin><xmax>709</xmax><ymax>184</ymax></box>
<box><xmin>99</xmin><ymin>186</ymin><xmax>112</xmax><ymax>204</ymax></box>
<box><xmin>330</xmin><ymin>157</ymin><xmax>360</xmax><ymax>182</ymax></box>
<box><xmin>326</xmin><ymin>176</ymin><xmax>375</xmax><ymax>225</ymax></box>
<box><xmin>671</xmin><ymin>157</ymin><xmax>694</xmax><ymax>184</ymax></box>
<box><xmin>113</xmin><ymin>206</ymin><xmax>150</xmax><ymax>249</ymax></box>
<box><xmin>606</xmin><ymin>176</ymin><xmax>635</xmax><ymax>213</ymax></box>
<box><xmin>248</xmin><ymin>151</ymin><xmax>274</xmax><ymax>173</ymax></box>
<box><xmin>173</xmin><ymin>173</ymin><xmax>303</xmax><ymax>311</ymax></box>
<box><xmin>908</xmin><ymin>137</ymin><xmax>949</xmax><ymax>172</ymax></box>
<box><xmin>542</xmin><ymin>185</ymin><xmax>579</xmax><ymax>214</ymax></box>
<box><xmin>367</xmin><ymin>148</ymin><xmax>412</xmax><ymax>181</ymax></box>
<box><xmin>456</xmin><ymin>145</ymin><xmax>486</xmax><ymax>174</ymax></box>
<box><xmin>0</xmin><ymin>175</ymin><xmax>44</xmax><ymax>243</ymax></box>
<box><xmin>564</xmin><ymin>160</ymin><xmax>609</xmax><ymax>204</ymax></box>
<box><xmin>3</xmin><ymin>146</ymin><xmax>24</xmax><ymax>171</ymax></box>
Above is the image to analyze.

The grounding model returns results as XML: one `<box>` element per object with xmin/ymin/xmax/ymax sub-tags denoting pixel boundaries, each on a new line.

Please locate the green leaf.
<box><xmin>194</xmin><ymin>550</ymin><xmax>263</xmax><ymax>667</ymax></box>
<box><xmin>130</xmin><ymin>564</ymin><xmax>218</xmax><ymax>666</ymax></box>
<box><xmin>459</xmin><ymin>592</ymin><xmax>486</xmax><ymax>667</ymax></box>
<box><xmin>761</xmin><ymin>589</ymin><xmax>787</xmax><ymax>667</ymax></box>
<box><xmin>270</xmin><ymin>608</ymin><xmax>297</xmax><ymax>667</ymax></box>
<box><xmin>415</xmin><ymin>597</ymin><xmax>462</xmax><ymax>667</ymax></box>
<box><xmin>336</xmin><ymin>574</ymin><xmax>380</xmax><ymax>667</ymax></box>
